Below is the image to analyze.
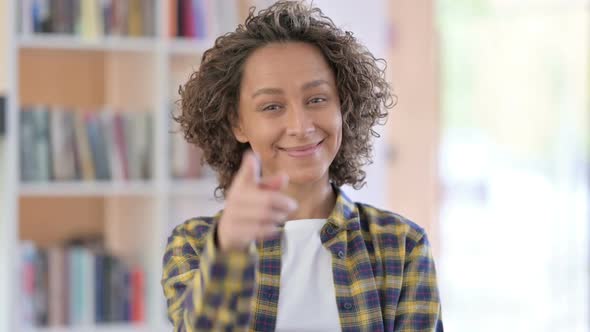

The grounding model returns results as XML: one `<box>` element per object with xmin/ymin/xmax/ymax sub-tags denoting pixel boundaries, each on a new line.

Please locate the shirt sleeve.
<box><xmin>394</xmin><ymin>232</ymin><xmax>444</xmax><ymax>332</ymax></box>
<box><xmin>161</xmin><ymin>218</ymin><xmax>258</xmax><ymax>331</ymax></box>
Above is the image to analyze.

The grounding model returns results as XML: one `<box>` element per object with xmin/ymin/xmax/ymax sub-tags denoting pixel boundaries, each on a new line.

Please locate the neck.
<box><xmin>284</xmin><ymin>177</ymin><xmax>336</xmax><ymax>221</ymax></box>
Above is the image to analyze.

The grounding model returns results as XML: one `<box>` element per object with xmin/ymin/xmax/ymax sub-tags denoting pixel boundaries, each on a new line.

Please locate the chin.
<box><xmin>286</xmin><ymin>165</ymin><xmax>329</xmax><ymax>186</ymax></box>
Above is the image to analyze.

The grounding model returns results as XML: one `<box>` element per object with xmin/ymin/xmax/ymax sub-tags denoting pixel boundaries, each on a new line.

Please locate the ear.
<box><xmin>232</xmin><ymin>121</ymin><xmax>249</xmax><ymax>143</ymax></box>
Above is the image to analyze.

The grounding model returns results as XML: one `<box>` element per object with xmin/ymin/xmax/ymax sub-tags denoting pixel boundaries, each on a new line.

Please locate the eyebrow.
<box><xmin>251</xmin><ymin>79</ymin><xmax>330</xmax><ymax>99</ymax></box>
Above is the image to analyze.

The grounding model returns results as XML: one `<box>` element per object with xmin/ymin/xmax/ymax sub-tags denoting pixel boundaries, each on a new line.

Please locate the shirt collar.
<box><xmin>213</xmin><ymin>185</ymin><xmax>360</xmax><ymax>253</ymax></box>
<box><xmin>326</xmin><ymin>185</ymin><xmax>360</xmax><ymax>232</ymax></box>
<box><xmin>214</xmin><ymin>184</ymin><xmax>360</xmax><ymax>229</ymax></box>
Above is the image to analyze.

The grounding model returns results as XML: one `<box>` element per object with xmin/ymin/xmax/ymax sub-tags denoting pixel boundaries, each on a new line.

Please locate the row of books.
<box><xmin>20</xmin><ymin>0</ymin><xmax>155</xmax><ymax>38</ymax></box>
<box><xmin>170</xmin><ymin>0</ymin><xmax>239</xmax><ymax>39</ymax></box>
<box><xmin>20</xmin><ymin>106</ymin><xmax>153</xmax><ymax>182</ymax></box>
<box><xmin>21</xmin><ymin>241</ymin><xmax>145</xmax><ymax>326</ymax></box>
<box><xmin>170</xmin><ymin>122</ymin><xmax>206</xmax><ymax>179</ymax></box>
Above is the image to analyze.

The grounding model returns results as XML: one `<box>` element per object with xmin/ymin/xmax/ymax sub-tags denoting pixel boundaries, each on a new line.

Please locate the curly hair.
<box><xmin>175</xmin><ymin>0</ymin><xmax>395</xmax><ymax>198</ymax></box>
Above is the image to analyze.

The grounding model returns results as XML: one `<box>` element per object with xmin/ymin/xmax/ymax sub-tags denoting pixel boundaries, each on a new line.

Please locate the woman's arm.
<box><xmin>161</xmin><ymin>153</ymin><xmax>296</xmax><ymax>331</ymax></box>
<box><xmin>161</xmin><ymin>219</ymin><xmax>257</xmax><ymax>331</ymax></box>
<box><xmin>394</xmin><ymin>233</ymin><xmax>444</xmax><ymax>332</ymax></box>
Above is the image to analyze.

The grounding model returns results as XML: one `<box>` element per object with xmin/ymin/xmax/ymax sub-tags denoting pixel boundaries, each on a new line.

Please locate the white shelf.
<box><xmin>17</xmin><ymin>34</ymin><xmax>158</xmax><ymax>53</ymax></box>
<box><xmin>24</xmin><ymin>323</ymin><xmax>167</xmax><ymax>332</ymax></box>
<box><xmin>19</xmin><ymin>181</ymin><xmax>157</xmax><ymax>197</ymax></box>
<box><xmin>167</xmin><ymin>38</ymin><xmax>215</xmax><ymax>55</ymax></box>
<box><xmin>17</xmin><ymin>178</ymin><xmax>221</xmax><ymax>197</ymax></box>
<box><xmin>16</xmin><ymin>34</ymin><xmax>218</xmax><ymax>55</ymax></box>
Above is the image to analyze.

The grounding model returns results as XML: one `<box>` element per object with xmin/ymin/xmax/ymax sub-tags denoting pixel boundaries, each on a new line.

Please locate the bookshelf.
<box><xmin>1</xmin><ymin>2</ymin><xmax>400</xmax><ymax>332</ymax></box>
<box><xmin>3</xmin><ymin>1</ymin><xmax>251</xmax><ymax>331</ymax></box>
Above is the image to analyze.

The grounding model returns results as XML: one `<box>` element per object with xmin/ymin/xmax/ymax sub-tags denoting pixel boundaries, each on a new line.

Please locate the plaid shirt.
<box><xmin>162</xmin><ymin>187</ymin><xmax>444</xmax><ymax>331</ymax></box>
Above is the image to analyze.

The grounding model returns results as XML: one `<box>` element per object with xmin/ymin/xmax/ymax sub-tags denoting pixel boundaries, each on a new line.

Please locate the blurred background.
<box><xmin>0</xmin><ymin>0</ymin><xmax>588</xmax><ymax>331</ymax></box>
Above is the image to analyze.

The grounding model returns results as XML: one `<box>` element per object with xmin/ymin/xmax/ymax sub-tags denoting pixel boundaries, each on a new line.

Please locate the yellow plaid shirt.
<box><xmin>162</xmin><ymin>186</ymin><xmax>443</xmax><ymax>331</ymax></box>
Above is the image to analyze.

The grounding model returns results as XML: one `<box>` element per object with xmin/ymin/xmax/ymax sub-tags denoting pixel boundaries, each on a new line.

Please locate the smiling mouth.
<box><xmin>279</xmin><ymin>139</ymin><xmax>324</xmax><ymax>157</ymax></box>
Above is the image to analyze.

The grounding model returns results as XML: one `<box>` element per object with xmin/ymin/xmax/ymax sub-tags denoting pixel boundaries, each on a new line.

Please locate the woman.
<box><xmin>162</xmin><ymin>1</ymin><xmax>443</xmax><ymax>331</ymax></box>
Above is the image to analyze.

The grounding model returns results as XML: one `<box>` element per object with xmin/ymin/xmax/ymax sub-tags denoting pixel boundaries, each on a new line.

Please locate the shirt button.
<box><xmin>344</xmin><ymin>302</ymin><xmax>353</xmax><ymax>310</ymax></box>
<box><xmin>337</xmin><ymin>251</ymin><xmax>345</xmax><ymax>259</ymax></box>
<box><xmin>327</xmin><ymin>227</ymin><xmax>336</xmax><ymax>235</ymax></box>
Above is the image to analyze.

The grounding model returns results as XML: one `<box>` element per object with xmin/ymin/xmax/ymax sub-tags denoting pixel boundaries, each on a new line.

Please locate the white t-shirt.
<box><xmin>275</xmin><ymin>219</ymin><xmax>342</xmax><ymax>332</ymax></box>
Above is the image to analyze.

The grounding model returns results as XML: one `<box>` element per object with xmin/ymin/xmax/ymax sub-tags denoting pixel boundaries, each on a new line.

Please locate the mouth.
<box><xmin>279</xmin><ymin>139</ymin><xmax>324</xmax><ymax>158</ymax></box>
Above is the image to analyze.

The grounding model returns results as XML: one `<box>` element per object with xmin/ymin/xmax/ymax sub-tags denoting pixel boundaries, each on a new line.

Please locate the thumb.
<box><xmin>236</xmin><ymin>150</ymin><xmax>260</xmax><ymax>185</ymax></box>
<box><xmin>259</xmin><ymin>173</ymin><xmax>289</xmax><ymax>191</ymax></box>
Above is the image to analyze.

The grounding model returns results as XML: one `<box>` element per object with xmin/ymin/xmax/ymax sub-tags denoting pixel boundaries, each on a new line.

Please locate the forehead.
<box><xmin>240</xmin><ymin>42</ymin><xmax>335</xmax><ymax>91</ymax></box>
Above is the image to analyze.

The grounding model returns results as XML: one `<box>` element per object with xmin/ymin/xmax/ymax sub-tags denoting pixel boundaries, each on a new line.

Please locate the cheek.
<box><xmin>328</xmin><ymin>110</ymin><xmax>343</xmax><ymax>149</ymax></box>
<box><xmin>245</xmin><ymin>124</ymin><xmax>282</xmax><ymax>152</ymax></box>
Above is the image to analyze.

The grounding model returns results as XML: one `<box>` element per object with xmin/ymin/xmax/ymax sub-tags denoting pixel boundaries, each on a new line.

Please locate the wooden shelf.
<box><xmin>17</xmin><ymin>34</ymin><xmax>158</xmax><ymax>53</ymax></box>
<box><xmin>169</xmin><ymin>177</ymin><xmax>219</xmax><ymax>196</ymax></box>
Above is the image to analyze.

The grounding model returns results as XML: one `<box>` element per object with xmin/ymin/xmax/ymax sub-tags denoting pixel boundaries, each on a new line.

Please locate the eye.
<box><xmin>308</xmin><ymin>97</ymin><xmax>327</xmax><ymax>105</ymax></box>
<box><xmin>262</xmin><ymin>104</ymin><xmax>282</xmax><ymax>112</ymax></box>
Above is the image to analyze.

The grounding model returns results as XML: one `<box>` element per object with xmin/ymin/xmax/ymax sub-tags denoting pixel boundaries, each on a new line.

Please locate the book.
<box><xmin>67</xmin><ymin>246</ymin><xmax>95</xmax><ymax>325</ymax></box>
<box><xmin>80</xmin><ymin>247</ymin><xmax>96</xmax><ymax>324</ymax></box>
<box><xmin>85</xmin><ymin>112</ymin><xmax>111</xmax><ymax>180</ymax></box>
<box><xmin>34</xmin><ymin>250</ymin><xmax>49</xmax><ymax>325</ymax></box>
<box><xmin>50</xmin><ymin>108</ymin><xmax>77</xmax><ymax>181</ymax></box>
<box><xmin>94</xmin><ymin>253</ymin><xmax>105</xmax><ymax>323</ymax></box>
<box><xmin>31</xmin><ymin>106</ymin><xmax>52</xmax><ymax>182</ymax></box>
<box><xmin>22</xmin><ymin>0</ymin><xmax>155</xmax><ymax>38</ymax></box>
<box><xmin>20</xmin><ymin>242</ymin><xmax>37</xmax><ymax>327</ymax></box>
<box><xmin>169</xmin><ymin>0</ymin><xmax>178</xmax><ymax>37</ymax></box>
<box><xmin>20</xmin><ymin>109</ymin><xmax>37</xmax><ymax>181</ymax></box>
<box><xmin>48</xmin><ymin>246</ymin><xmax>67</xmax><ymax>326</ymax></box>
<box><xmin>171</xmin><ymin>116</ymin><xmax>204</xmax><ymax>179</ymax></box>
<box><xmin>113</xmin><ymin>113</ymin><xmax>130</xmax><ymax>180</ymax></box>
<box><xmin>170</xmin><ymin>0</ymin><xmax>224</xmax><ymax>39</ymax></box>
<box><xmin>100</xmin><ymin>111</ymin><xmax>122</xmax><ymax>181</ymax></box>
<box><xmin>21</xmin><ymin>242</ymin><xmax>146</xmax><ymax>326</ymax></box>
<box><xmin>73</xmin><ymin>111</ymin><xmax>95</xmax><ymax>180</ymax></box>
<box><xmin>127</xmin><ymin>0</ymin><xmax>143</xmax><ymax>37</ymax></box>
<box><xmin>130</xmin><ymin>266</ymin><xmax>145</xmax><ymax>322</ymax></box>
<box><xmin>20</xmin><ymin>105</ymin><xmax>155</xmax><ymax>183</ymax></box>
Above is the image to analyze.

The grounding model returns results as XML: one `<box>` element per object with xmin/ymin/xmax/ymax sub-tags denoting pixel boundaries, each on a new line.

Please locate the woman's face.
<box><xmin>234</xmin><ymin>42</ymin><xmax>342</xmax><ymax>185</ymax></box>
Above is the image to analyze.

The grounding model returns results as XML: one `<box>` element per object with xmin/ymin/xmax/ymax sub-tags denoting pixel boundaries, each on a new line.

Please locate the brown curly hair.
<box><xmin>175</xmin><ymin>0</ymin><xmax>395</xmax><ymax>198</ymax></box>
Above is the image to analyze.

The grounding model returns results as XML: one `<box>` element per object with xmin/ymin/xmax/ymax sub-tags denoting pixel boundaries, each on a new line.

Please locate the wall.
<box><xmin>387</xmin><ymin>0</ymin><xmax>441</xmax><ymax>253</ymax></box>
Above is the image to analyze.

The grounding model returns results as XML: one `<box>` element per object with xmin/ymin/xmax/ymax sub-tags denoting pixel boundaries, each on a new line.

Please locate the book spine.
<box><xmin>83</xmin><ymin>248</ymin><xmax>96</xmax><ymax>324</ymax></box>
<box><xmin>47</xmin><ymin>246</ymin><xmax>65</xmax><ymax>326</ymax></box>
<box><xmin>94</xmin><ymin>254</ymin><xmax>104</xmax><ymax>323</ymax></box>
<box><xmin>20</xmin><ymin>109</ymin><xmax>36</xmax><ymax>182</ymax></box>
<box><xmin>113</xmin><ymin>113</ymin><xmax>129</xmax><ymax>180</ymax></box>
<box><xmin>20</xmin><ymin>242</ymin><xmax>37</xmax><ymax>327</ymax></box>
<box><xmin>131</xmin><ymin>266</ymin><xmax>144</xmax><ymax>322</ymax></box>
<box><xmin>31</xmin><ymin>106</ymin><xmax>52</xmax><ymax>182</ymax></box>
<box><xmin>169</xmin><ymin>0</ymin><xmax>178</xmax><ymax>37</ymax></box>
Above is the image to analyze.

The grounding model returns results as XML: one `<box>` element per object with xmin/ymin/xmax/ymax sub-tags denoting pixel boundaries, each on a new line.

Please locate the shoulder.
<box><xmin>169</xmin><ymin>216</ymin><xmax>217</xmax><ymax>240</ymax></box>
<box><xmin>355</xmin><ymin>202</ymin><xmax>429</xmax><ymax>254</ymax></box>
<box><xmin>165</xmin><ymin>216</ymin><xmax>218</xmax><ymax>257</ymax></box>
<box><xmin>162</xmin><ymin>216</ymin><xmax>219</xmax><ymax>283</ymax></box>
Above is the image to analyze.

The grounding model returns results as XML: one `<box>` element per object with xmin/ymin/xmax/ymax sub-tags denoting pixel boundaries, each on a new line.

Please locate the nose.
<box><xmin>285</xmin><ymin>106</ymin><xmax>315</xmax><ymax>137</ymax></box>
